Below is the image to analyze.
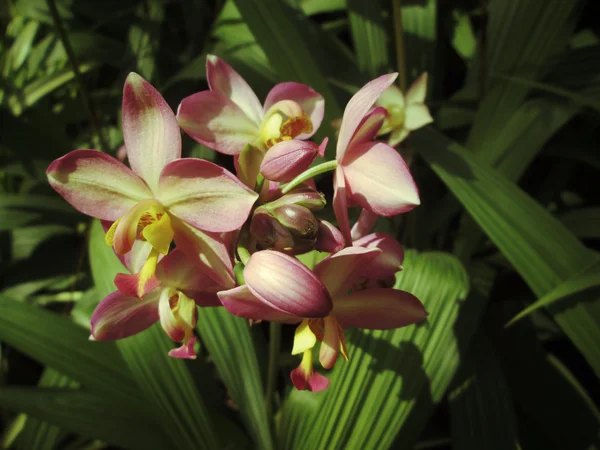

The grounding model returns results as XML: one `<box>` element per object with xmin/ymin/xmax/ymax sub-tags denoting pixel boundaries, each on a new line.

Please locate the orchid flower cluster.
<box><xmin>46</xmin><ymin>56</ymin><xmax>432</xmax><ymax>392</ymax></box>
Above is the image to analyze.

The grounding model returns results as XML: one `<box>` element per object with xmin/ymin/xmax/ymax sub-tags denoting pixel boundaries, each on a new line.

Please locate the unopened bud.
<box><xmin>267</xmin><ymin>188</ymin><xmax>326</xmax><ymax>212</ymax></box>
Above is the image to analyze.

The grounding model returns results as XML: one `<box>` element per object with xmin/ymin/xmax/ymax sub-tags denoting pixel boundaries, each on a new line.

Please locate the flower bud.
<box><xmin>266</xmin><ymin>188</ymin><xmax>326</xmax><ymax>212</ymax></box>
<box><xmin>260</xmin><ymin>140</ymin><xmax>319</xmax><ymax>182</ymax></box>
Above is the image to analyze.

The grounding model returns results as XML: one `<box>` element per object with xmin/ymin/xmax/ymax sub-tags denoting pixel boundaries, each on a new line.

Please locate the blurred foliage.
<box><xmin>1</xmin><ymin>0</ymin><xmax>600</xmax><ymax>449</ymax></box>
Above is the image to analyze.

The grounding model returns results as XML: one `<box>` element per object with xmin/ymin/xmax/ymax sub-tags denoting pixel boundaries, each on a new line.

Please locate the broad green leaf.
<box><xmin>89</xmin><ymin>220</ymin><xmax>230</xmax><ymax>450</ymax></box>
<box><xmin>0</xmin><ymin>387</ymin><xmax>171</xmax><ymax>450</ymax></box>
<box><xmin>348</xmin><ymin>0</ymin><xmax>388</xmax><ymax>78</ymax></box>
<box><xmin>559</xmin><ymin>207</ymin><xmax>600</xmax><ymax>238</ymax></box>
<box><xmin>413</xmin><ymin>127</ymin><xmax>600</xmax><ymax>377</ymax></box>
<box><xmin>452</xmin><ymin>12</ymin><xmax>476</xmax><ymax>61</ymax></box>
<box><xmin>507</xmin><ymin>260</ymin><xmax>600</xmax><ymax>326</ymax></box>
<box><xmin>402</xmin><ymin>0</ymin><xmax>437</xmax><ymax>94</ymax></box>
<box><xmin>196</xmin><ymin>309</ymin><xmax>274</xmax><ymax>450</ymax></box>
<box><xmin>280</xmin><ymin>252</ymin><xmax>494</xmax><ymax>449</ymax></box>
<box><xmin>448</xmin><ymin>332</ymin><xmax>519</xmax><ymax>450</ymax></box>
<box><xmin>128</xmin><ymin>0</ymin><xmax>164</xmax><ymax>82</ymax></box>
<box><xmin>9</xmin><ymin>20</ymin><xmax>39</xmax><ymax>72</ymax></box>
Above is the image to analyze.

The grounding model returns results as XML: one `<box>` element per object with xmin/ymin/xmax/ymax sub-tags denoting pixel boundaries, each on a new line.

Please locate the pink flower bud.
<box><xmin>267</xmin><ymin>188</ymin><xmax>326</xmax><ymax>211</ymax></box>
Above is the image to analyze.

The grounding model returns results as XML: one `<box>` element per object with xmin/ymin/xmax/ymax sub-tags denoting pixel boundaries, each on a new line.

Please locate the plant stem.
<box><xmin>47</xmin><ymin>0</ymin><xmax>109</xmax><ymax>153</ymax></box>
<box><xmin>392</xmin><ymin>0</ymin><xmax>407</xmax><ymax>92</ymax></box>
<box><xmin>281</xmin><ymin>160</ymin><xmax>337</xmax><ymax>194</ymax></box>
<box><xmin>265</xmin><ymin>321</ymin><xmax>282</xmax><ymax>418</ymax></box>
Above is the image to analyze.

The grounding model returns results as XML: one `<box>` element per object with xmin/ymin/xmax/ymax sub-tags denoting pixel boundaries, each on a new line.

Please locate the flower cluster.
<box><xmin>47</xmin><ymin>56</ymin><xmax>432</xmax><ymax>391</ymax></box>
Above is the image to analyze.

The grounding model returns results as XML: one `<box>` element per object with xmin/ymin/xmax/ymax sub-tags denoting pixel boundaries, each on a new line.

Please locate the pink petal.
<box><xmin>334</xmin><ymin>288</ymin><xmax>427</xmax><ymax>329</ymax></box>
<box><xmin>168</xmin><ymin>336</ymin><xmax>197</xmax><ymax>359</ymax></box>
<box><xmin>260</xmin><ymin>140</ymin><xmax>319</xmax><ymax>182</ymax></box>
<box><xmin>244</xmin><ymin>250</ymin><xmax>332</xmax><ymax>318</ymax></box>
<box><xmin>171</xmin><ymin>218</ymin><xmax>235</xmax><ymax>289</ymax></box>
<box><xmin>353</xmin><ymin>232</ymin><xmax>404</xmax><ymax>280</ymax></box>
<box><xmin>315</xmin><ymin>220</ymin><xmax>345</xmax><ymax>254</ymax></box>
<box><xmin>114</xmin><ymin>272</ymin><xmax>161</xmax><ymax>298</ymax></box>
<box><xmin>217</xmin><ymin>285</ymin><xmax>300</xmax><ymax>323</ymax></box>
<box><xmin>405</xmin><ymin>72</ymin><xmax>428</xmax><ymax>105</ymax></box>
<box><xmin>264</xmin><ymin>82</ymin><xmax>325</xmax><ymax>139</ymax></box>
<box><xmin>122</xmin><ymin>73</ymin><xmax>181</xmax><ymax>191</ymax></box>
<box><xmin>90</xmin><ymin>289</ymin><xmax>160</xmax><ymax>341</ymax></box>
<box><xmin>177</xmin><ymin>90</ymin><xmax>260</xmax><ymax>155</ymax></box>
<box><xmin>122</xmin><ymin>239</ymin><xmax>153</xmax><ymax>273</ymax></box>
<box><xmin>112</xmin><ymin>199</ymin><xmax>156</xmax><ymax>255</ymax></box>
<box><xmin>158</xmin><ymin>158</ymin><xmax>258</xmax><ymax>232</ymax></box>
<box><xmin>350</xmin><ymin>209</ymin><xmax>378</xmax><ymax>241</ymax></box>
<box><xmin>206</xmin><ymin>55</ymin><xmax>264</xmax><ymax>126</ymax></box>
<box><xmin>314</xmin><ymin>247</ymin><xmax>380</xmax><ymax>297</ymax></box>
<box><xmin>337</xmin><ymin>73</ymin><xmax>398</xmax><ymax>161</ymax></box>
<box><xmin>46</xmin><ymin>150</ymin><xmax>151</xmax><ymax>221</ymax></box>
<box><xmin>290</xmin><ymin>366</ymin><xmax>329</xmax><ymax>392</ymax></box>
<box><xmin>332</xmin><ymin>166</ymin><xmax>351</xmax><ymax>245</ymax></box>
<box><xmin>319</xmin><ymin>316</ymin><xmax>341</xmax><ymax>369</ymax></box>
<box><xmin>346</xmin><ymin>106</ymin><xmax>387</xmax><ymax>149</ymax></box>
<box><xmin>343</xmin><ymin>142</ymin><xmax>420</xmax><ymax>216</ymax></box>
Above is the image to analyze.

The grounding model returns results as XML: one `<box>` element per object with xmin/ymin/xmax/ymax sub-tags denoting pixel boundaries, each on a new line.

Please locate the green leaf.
<box><xmin>402</xmin><ymin>0</ymin><xmax>437</xmax><ymax>93</ymax></box>
<box><xmin>451</xmin><ymin>12</ymin><xmax>476</xmax><ymax>61</ymax></box>
<box><xmin>348</xmin><ymin>0</ymin><xmax>388</xmax><ymax>78</ymax></box>
<box><xmin>196</xmin><ymin>309</ymin><xmax>274</xmax><ymax>450</ymax></box>
<box><xmin>448</xmin><ymin>332</ymin><xmax>519</xmax><ymax>450</ymax></box>
<box><xmin>88</xmin><ymin>220</ymin><xmax>230</xmax><ymax>450</ymax></box>
<box><xmin>128</xmin><ymin>0</ymin><xmax>164</xmax><ymax>82</ymax></box>
<box><xmin>279</xmin><ymin>252</ymin><xmax>494</xmax><ymax>449</ymax></box>
<box><xmin>0</xmin><ymin>387</ymin><xmax>171</xmax><ymax>450</ymax></box>
<box><xmin>9</xmin><ymin>20</ymin><xmax>39</xmax><ymax>72</ymax></box>
<box><xmin>413</xmin><ymin>127</ymin><xmax>600</xmax><ymax>377</ymax></box>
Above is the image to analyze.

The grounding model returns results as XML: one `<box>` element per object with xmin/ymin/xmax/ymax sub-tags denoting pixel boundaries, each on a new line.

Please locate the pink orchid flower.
<box><xmin>91</xmin><ymin>249</ymin><xmax>222</xmax><ymax>359</ymax></box>
<box><xmin>333</xmin><ymin>74</ymin><xmax>421</xmax><ymax>243</ymax></box>
<box><xmin>47</xmin><ymin>73</ymin><xmax>258</xmax><ymax>294</ymax></box>
<box><xmin>177</xmin><ymin>55</ymin><xmax>325</xmax><ymax>182</ymax></box>
<box><xmin>218</xmin><ymin>248</ymin><xmax>427</xmax><ymax>391</ymax></box>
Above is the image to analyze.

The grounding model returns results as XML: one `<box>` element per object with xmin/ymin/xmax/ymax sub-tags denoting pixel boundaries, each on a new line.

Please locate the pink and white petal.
<box><xmin>318</xmin><ymin>137</ymin><xmax>328</xmax><ymax>158</ymax></box>
<box><xmin>377</xmin><ymin>84</ymin><xmax>405</xmax><ymax>110</ymax></box>
<box><xmin>319</xmin><ymin>316</ymin><xmax>340</xmax><ymax>369</ymax></box>
<box><xmin>90</xmin><ymin>289</ymin><xmax>160</xmax><ymax>341</ymax></box>
<box><xmin>332</xmin><ymin>166</ymin><xmax>351</xmax><ymax>245</ymax></box>
<box><xmin>314</xmin><ymin>246</ymin><xmax>380</xmax><ymax>297</ymax></box>
<box><xmin>264</xmin><ymin>82</ymin><xmax>325</xmax><ymax>139</ymax></box>
<box><xmin>122</xmin><ymin>73</ymin><xmax>181</xmax><ymax>192</ymax></box>
<box><xmin>334</xmin><ymin>288</ymin><xmax>427</xmax><ymax>329</ymax></box>
<box><xmin>158</xmin><ymin>287</ymin><xmax>185</xmax><ymax>342</ymax></box>
<box><xmin>171</xmin><ymin>218</ymin><xmax>235</xmax><ymax>289</ymax></box>
<box><xmin>206</xmin><ymin>55</ymin><xmax>263</xmax><ymax>126</ymax></box>
<box><xmin>122</xmin><ymin>239</ymin><xmax>153</xmax><ymax>274</ymax></box>
<box><xmin>156</xmin><ymin>249</ymin><xmax>220</xmax><ymax>293</ymax></box>
<box><xmin>244</xmin><ymin>250</ymin><xmax>332</xmax><ymax>318</ymax></box>
<box><xmin>343</xmin><ymin>142</ymin><xmax>420</xmax><ymax>216</ymax></box>
<box><xmin>353</xmin><ymin>232</ymin><xmax>404</xmax><ymax>279</ymax></box>
<box><xmin>47</xmin><ymin>150</ymin><xmax>151</xmax><ymax>221</ymax></box>
<box><xmin>218</xmin><ymin>285</ymin><xmax>300</xmax><ymax>323</ymax></box>
<box><xmin>158</xmin><ymin>158</ymin><xmax>258</xmax><ymax>232</ymax></box>
<box><xmin>337</xmin><ymin>73</ymin><xmax>398</xmax><ymax>161</ymax></box>
<box><xmin>177</xmin><ymin>91</ymin><xmax>260</xmax><ymax>155</ymax></box>
<box><xmin>405</xmin><ymin>72</ymin><xmax>428</xmax><ymax>105</ymax></box>
<box><xmin>350</xmin><ymin>209</ymin><xmax>378</xmax><ymax>241</ymax></box>
<box><xmin>404</xmin><ymin>103</ymin><xmax>433</xmax><ymax>130</ymax></box>
<box><xmin>388</xmin><ymin>127</ymin><xmax>410</xmax><ymax>147</ymax></box>
<box><xmin>315</xmin><ymin>220</ymin><xmax>345</xmax><ymax>254</ymax></box>
<box><xmin>168</xmin><ymin>336</ymin><xmax>197</xmax><ymax>359</ymax></box>
<box><xmin>346</xmin><ymin>106</ymin><xmax>387</xmax><ymax>150</ymax></box>
<box><xmin>290</xmin><ymin>366</ymin><xmax>330</xmax><ymax>392</ymax></box>
<box><xmin>112</xmin><ymin>199</ymin><xmax>156</xmax><ymax>255</ymax></box>
<box><xmin>260</xmin><ymin>140</ymin><xmax>319</xmax><ymax>182</ymax></box>
<box><xmin>114</xmin><ymin>272</ymin><xmax>161</xmax><ymax>298</ymax></box>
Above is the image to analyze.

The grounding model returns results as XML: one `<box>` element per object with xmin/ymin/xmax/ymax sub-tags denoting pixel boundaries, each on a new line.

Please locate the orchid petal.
<box><xmin>142</xmin><ymin>211</ymin><xmax>174</xmax><ymax>255</ymax></box>
<box><xmin>157</xmin><ymin>249</ymin><xmax>220</xmax><ymax>294</ymax></box>
<box><xmin>314</xmin><ymin>247</ymin><xmax>380</xmax><ymax>297</ymax></box>
<box><xmin>171</xmin><ymin>218</ymin><xmax>235</xmax><ymax>289</ymax></box>
<box><xmin>158</xmin><ymin>158</ymin><xmax>258</xmax><ymax>232</ymax></box>
<box><xmin>158</xmin><ymin>287</ymin><xmax>184</xmax><ymax>342</ymax></box>
<box><xmin>351</xmin><ymin>209</ymin><xmax>378</xmax><ymax>241</ymax></box>
<box><xmin>114</xmin><ymin>271</ymin><xmax>161</xmax><ymax>299</ymax></box>
<box><xmin>337</xmin><ymin>73</ymin><xmax>398</xmax><ymax>161</ymax></box>
<box><xmin>405</xmin><ymin>72</ymin><xmax>428</xmax><ymax>105</ymax></box>
<box><xmin>260</xmin><ymin>140</ymin><xmax>319</xmax><ymax>182</ymax></box>
<box><xmin>404</xmin><ymin>104</ymin><xmax>434</xmax><ymax>130</ymax></box>
<box><xmin>90</xmin><ymin>289</ymin><xmax>159</xmax><ymax>341</ymax></box>
<box><xmin>319</xmin><ymin>316</ymin><xmax>342</xmax><ymax>369</ymax></box>
<box><xmin>218</xmin><ymin>285</ymin><xmax>300</xmax><ymax>323</ymax></box>
<box><xmin>332</xmin><ymin>166</ymin><xmax>351</xmax><ymax>245</ymax></box>
<box><xmin>122</xmin><ymin>239</ymin><xmax>153</xmax><ymax>273</ymax></box>
<box><xmin>292</xmin><ymin>319</ymin><xmax>317</xmax><ymax>355</ymax></box>
<box><xmin>318</xmin><ymin>137</ymin><xmax>328</xmax><ymax>158</ymax></box>
<box><xmin>206</xmin><ymin>55</ymin><xmax>263</xmax><ymax>126</ymax></box>
<box><xmin>112</xmin><ymin>199</ymin><xmax>157</xmax><ymax>255</ymax></box>
<box><xmin>343</xmin><ymin>142</ymin><xmax>420</xmax><ymax>216</ymax></box>
<box><xmin>122</xmin><ymin>73</ymin><xmax>181</xmax><ymax>191</ymax></box>
<box><xmin>346</xmin><ymin>106</ymin><xmax>387</xmax><ymax>149</ymax></box>
<box><xmin>377</xmin><ymin>84</ymin><xmax>405</xmax><ymax>110</ymax></box>
<box><xmin>353</xmin><ymin>232</ymin><xmax>404</xmax><ymax>279</ymax></box>
<box><xmin>168</xmin><ymin>336</ymin><xmax>197</xmax><ymax>359</ymax></box>
<box><xmin>244</xmin><ymin>250</ymin><xmax>332</xmax><ymax>318</ymax></box>
<box><xmin>290</xmin><ymin>365</ymin><xmax>330</xmax><ymax>392</ymax></box>
<box><xmin>177</xmin><ymin>91</ymin><xmax>260</xmax><ymax>155</ymax></box>
<box><xmin>47</xmin><ymin>150</ymin><xmax>151</xmax><ymax>221</ymax></box>
<box><xmin>388</xmin><ymin>127</ymin><xmax>410</xmax><ymax>147</ymax></box>
<box><xmin>334</xmin><ymin>288</ymin><xmax>427</xmax><ymax>329</ymax></box>
<box><xmin>315</xmin><ymin>220</ymin><xmax>345</xmax><ymax>254</ymax></box>
<box><xmin>264</xmin><ymin>82</ymin><xmax>325</xmax><ymax>139</ymax></box>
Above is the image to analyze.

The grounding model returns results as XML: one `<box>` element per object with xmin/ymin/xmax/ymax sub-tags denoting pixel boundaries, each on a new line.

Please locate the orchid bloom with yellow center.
<box><xmin>218</xmin><ymin>247</ymin><xmax>427</xmax><ymax>391</ymax></box>
<box><xmin>376</xmin><ymin>73</ymin><xmax>433</xmax><ymax>146</ymax></box>
<box><xmin>47</xmin><ymin>73</ymin><xmax>258</xmax><ymax>296</ymax></box>
<box><xmin>176</xmin><ymin>55</ymin><xmax>326</xmax><ymax>183</ymax></box>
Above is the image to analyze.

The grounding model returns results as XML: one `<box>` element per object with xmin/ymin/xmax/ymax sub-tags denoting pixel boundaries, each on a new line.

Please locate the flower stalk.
<box><xmin>281</xmin><ymin>160</ymin><xmax>337</xmax><ymax>194</ymax></box>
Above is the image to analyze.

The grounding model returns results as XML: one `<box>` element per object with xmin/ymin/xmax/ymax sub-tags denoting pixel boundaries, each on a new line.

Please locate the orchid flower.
<box><xmin>47</xmin><ymin>73</ymin><xmax>258</xmax><ymax>295</ymax></box>
<box><xmin>333</xmin><ymin>74</ymin><xmax>421</xmax><ymax>243</ymax></box>
<box><xmin>218</xmin><ymin>248</ymin><xmax>427</xmax><ymax>391</ymax></box>
<box><xmin>91</xmin><ymin>249</ymin><xmax>221</xmax><ymax>359</ymax></box>
<box><xmin>177</xmin><ymin>55</ymin><xmax>325</xmax><ymax>183</ymax></box>
<box><xmin>376</xmin><ymin>73</ymin><xmax>433</xmax><ymax>146</ymax></box>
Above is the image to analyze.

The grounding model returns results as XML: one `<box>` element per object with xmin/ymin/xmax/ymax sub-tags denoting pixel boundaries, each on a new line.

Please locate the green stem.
<box><xmin>265</xmin><ymin>322</ymin><xmax>282</xmax><ymax>418</ymax></box>
<box><xmin>47</xmin><ymin>0</ymin><xmax>109</xmax><ymax>153</ymax></box>
<box><xmin>281</xmin><ymin>160</ymin><xmax>337</xmax><ymax>194</ymax></box>
<box><xmin>392</xmin><ymin>0</ymin><xmax>407</xmax><ymax>92</ymax></box>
